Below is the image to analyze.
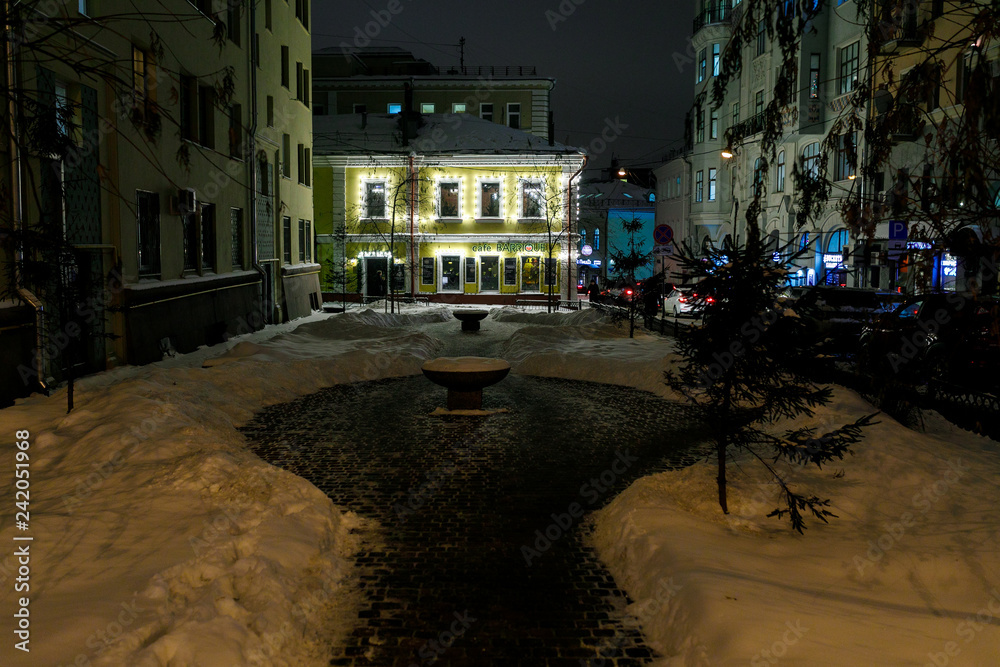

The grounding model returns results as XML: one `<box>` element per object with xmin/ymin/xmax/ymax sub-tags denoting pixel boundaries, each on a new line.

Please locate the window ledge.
<box><xmin>476</xmin><ymin>218</ymin><xmax>505</xmax><ymax>223</ymax></box>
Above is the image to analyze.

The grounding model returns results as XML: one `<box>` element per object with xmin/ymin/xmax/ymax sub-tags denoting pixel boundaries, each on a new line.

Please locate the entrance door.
<box><xmin>441</xmin><ymin>255</ymin><xmax>461</xmax><ymax>292</ymax></box>
<box><xmin>365</xmin><ymin>257</ymin><xmax>388</xmax><ymax>297</ymax></box>
<box><xmin>480</xmin><ymin>256</ymin><xmax>499</xmax><ymax>291</ymax></box>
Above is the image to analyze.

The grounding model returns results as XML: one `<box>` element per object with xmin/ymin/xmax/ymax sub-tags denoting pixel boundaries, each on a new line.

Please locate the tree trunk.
<box><xmin>717</xmin><ymin>436</ymin><xmax>728</xmax><ymax>514</ymax></box>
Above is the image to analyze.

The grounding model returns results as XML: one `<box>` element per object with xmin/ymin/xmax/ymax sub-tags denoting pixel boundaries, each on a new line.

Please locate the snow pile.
<box><xmin>489</xmin><ymin>305</ymin><xmax>608</xmax><ymax>326</ymax></box>
<box><xmin>499</xmin><ymin>312</ymin><xmax>680</xmax><ymax>399</ymax></box>
<box><xmin>0</xmin><ymin>311</ymin><xmax>440</xmax><ymax>666</ymax></box>
<box><xmin>589</xmin><ymin>387</ymin><xmax>1000</xmax><ymax>666</ymax></box>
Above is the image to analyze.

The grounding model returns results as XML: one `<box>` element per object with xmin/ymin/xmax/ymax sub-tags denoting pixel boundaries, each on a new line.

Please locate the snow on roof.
<box><xmin>313</xmin><ymin>113</ymin><xmax>585</xmax><ymax>158</ymax></box>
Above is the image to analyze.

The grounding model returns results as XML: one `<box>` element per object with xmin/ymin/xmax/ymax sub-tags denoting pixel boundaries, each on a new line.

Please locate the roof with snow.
<box><xmin>312</xmin><ymin>113</ymin><xmax>585</xmax><ymax>159</ymax></box>
<box><xmin>579</xmin><ymin>179</ymin><xmax>655</xmax><ymax>207</ymax></box>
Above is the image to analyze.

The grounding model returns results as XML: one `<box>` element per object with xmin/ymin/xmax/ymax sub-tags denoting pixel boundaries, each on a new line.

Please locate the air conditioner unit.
<box><xmin>170</xmin><ymin>188</ymin><xmax>197</xmax><ymax>215</ymax></box>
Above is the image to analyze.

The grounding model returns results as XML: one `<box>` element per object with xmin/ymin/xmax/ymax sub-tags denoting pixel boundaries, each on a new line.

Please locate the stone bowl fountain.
<box><xmin>453</xmin><ymin>309</ymin><xmax>489</xmax><ymax>332</ymax></box>
<box><xmin>421</xmin><ymin>356</ymin><xmax>511</xmax><ymax>411</ymax></box>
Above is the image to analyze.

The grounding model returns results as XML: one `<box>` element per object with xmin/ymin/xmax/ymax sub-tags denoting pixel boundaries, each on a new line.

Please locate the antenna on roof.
<box><xmin>459</xmin><ymin>37</ymin><xmax>466</xmax><ymax>74</ymax></box>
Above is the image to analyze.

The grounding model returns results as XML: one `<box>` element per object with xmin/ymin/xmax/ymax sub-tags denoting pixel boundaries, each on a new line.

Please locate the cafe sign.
<box><xmin>472</xmin><ymin>242</ymin><xmax>548</xmax><ymax>253</ymax></box>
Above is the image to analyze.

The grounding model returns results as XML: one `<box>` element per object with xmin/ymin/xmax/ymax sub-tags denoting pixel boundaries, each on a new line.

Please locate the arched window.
<box><xmin>799</xmin><ymin>232</ymin><xmax>811</xmax><ymax>251</ymax></box>
<box><xmin>579</xmin><ymin>228</ymin><xmax>586</xmax><ymax>250</ymax></box>
<box><xmin>776</xmin><ymin>150</ymin><xmax>785</xmax><ymax>192</ymax></box>
<box><xmin>827</xmin><ymin>228</ymin><xmax>849</xmax><ymax>253</ymax></box>
<box><xmin>802</xmin><ymin>142</ymin><xmax>820</xmax><ymax>179</ymax></box>
<box><xmin>594</xmin><ymin>228</ymin><xmax>600</xmax><ymax>250</ymax></box>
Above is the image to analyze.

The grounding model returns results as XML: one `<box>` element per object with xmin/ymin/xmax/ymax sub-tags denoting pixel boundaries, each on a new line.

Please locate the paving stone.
<box><xmin>241</xmin><ymin>319</ymin><xmax>710</xmax><ymax>666</ymax></box>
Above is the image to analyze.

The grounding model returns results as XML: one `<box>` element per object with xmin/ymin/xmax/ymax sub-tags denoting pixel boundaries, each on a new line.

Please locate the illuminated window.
<box><xmin>420</xmin><ymin>103</ymin><xmax>435</xmax><ymax>113</ymax></box>
<box><xmin>479</xmin><ymin>180</ymin><xmax>502</xmax><ymax>218</ymax></box>
<box><xmin>387</xmin><ymin>103</ymin><xmax>402</xmax><ymax>114</ymax></box>
<box><xmin>695</xmin><ymin>170</ymin><xmax>704</xmax><ymax>203</ymax></box>
<box><xmin>802</xmin><ymin>142</ymin><xmax>821</xmax><ymax>179</ymax></box>
<box><xmin>452</xmin><ymin>103</ymin><xmax>467</xmax><ymax>113</ymax></box>
<box><xmin>363</xmin><ymin>180</ymin><xmax>387</xmax><ymax>218</ymax></box>
<box><xmin>839</xmin><ymin>41</ymin><xmax>859</xmax><ymax>95</ymax></box>
<box><xmin>521</xmin><ymin>180</ymin><xmax>545</xmax><ymax>218</ymax></box>
<box><xmin>708</xmin><ymin>168</ymin><xmax>717</xmax><ymax>201</ymax></box>
<box><xmin>438</xmin><ymin>181</ymin><xmax>460</xmax><ymax>218</ymax></box>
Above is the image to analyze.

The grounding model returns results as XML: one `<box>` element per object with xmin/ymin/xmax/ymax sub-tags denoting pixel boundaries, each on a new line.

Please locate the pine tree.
<box><xmin>666</xmin><ymin>234</ymin><xmax>877</xmax><ymax>533</ymax></box>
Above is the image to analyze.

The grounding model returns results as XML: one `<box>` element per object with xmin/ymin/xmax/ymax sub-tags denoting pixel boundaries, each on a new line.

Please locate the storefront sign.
<box><xmin>581</xmin><ymin>244</ymin><xmax>593</xmax><ymax>256</ymax></box>
<box><xmin>576</xmin><ymin>259</ymin><xmax>603</xmax><ymax>267</ymax></box>
<box><xmin>472</xmin><ymin>242</ymin><xmax>547</xmax><ymax>253</ymax></box>
<box><xmin>823</xmin><ymin>253</ymin><xmax>844</xmax><ymax>269</ymax></box>
<box><xmin>907</xmin><ymin>241</ymin><xmax>933</xmax><ymax>250</ymax></box>
<box><xmin>943</xmin><ymin>255</ymin><xmax>958</xmax><ymax>277</ymax></box>
<box><xmin>358</xmin><ymin>250</ymin><xmax>393</xmax><ymax>258</ymax></box>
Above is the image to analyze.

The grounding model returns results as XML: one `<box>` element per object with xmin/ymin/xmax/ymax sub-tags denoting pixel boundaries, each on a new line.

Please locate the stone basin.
<box><xmin>421</xmin><ymin>356</ymin><xmax>511</xmax><ymax>410</ymax></box>
<box><xmin>453</xmin><ymin>309</ymin><xmax>489</xmax><ymax>332</ymax></box>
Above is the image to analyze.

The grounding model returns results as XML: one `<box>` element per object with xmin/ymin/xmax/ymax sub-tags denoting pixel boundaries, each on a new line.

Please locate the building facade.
<box><xmin>578</xmin><ymin>180</ymin><xmax>657</xmax><ymax>289</ymax></box>
<box><xmin>314</xmin><ymin>113</ymin><xmax>586</xmax><ymax>304</ymax></box>
<box><xmin>312</xmin><ymin>46</ymin><xmax>555</xmax><ymax>142</ymax></box>
<box><xmin>1</xmin><ymin>0</ymin><xmax>317</xmax><ymax>404</ymax></box>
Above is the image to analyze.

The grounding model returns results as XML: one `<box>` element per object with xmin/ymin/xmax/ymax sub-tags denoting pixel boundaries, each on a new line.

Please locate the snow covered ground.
<box><xmin>3</xmin><ymin>303</ymin><xmax>997</xmax><ymax>666</ymax></box>
<box><xmin>0</xmin><ymin>308</ymin><xmax>447</xmax><ymax>666</ymax></box>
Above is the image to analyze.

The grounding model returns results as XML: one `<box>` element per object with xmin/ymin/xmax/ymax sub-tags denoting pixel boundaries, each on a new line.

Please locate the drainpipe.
<box><xmin>6</xmin><ymin>2</ymin><xmax>47</xmax><ymax>392</ymax></box>
<box><xmin>247</xmin><ymin>0</ymin><xmax>268</xmax><ymax>322</ymax></box>
<box><xmin>566</xmin><ymin>154</ymin><xmax>588</xmax><ymax>303</ymax></box>
<box><xmin>409</xmin><ymin>154</ymin><xmax>416</xmax><ymax>297</ymax></box>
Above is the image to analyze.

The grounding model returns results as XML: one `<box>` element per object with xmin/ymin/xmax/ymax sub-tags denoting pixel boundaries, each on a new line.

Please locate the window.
<box><xmin>757</xmin><ymin>19</ymin><xmax>766</xmax><ymax>56</ymax></box>
<box><xmin>521</xmin><ymin>180</ymin><xmax>545</xmax><ymax>218</ymax></box>
<box><xmin>708</xmin><ymin>168</ymin><xmax>717</xmax><ymax>201</ymax></box>
<box><xmin>544</xmin><ymin>258</ymin><xmax>558</xmax><ymax>287</ymax></box>
<box><xmin>132</xmin><ymin>45</ymin><xmax>156</xmax><ymax>122</ymax></box>
<box><xmin>776</xmin><ymin>150</ymin><xmax>786</xmax><ymax>191</ymax></box>
<box><xmin>802</xmin><ymin>142</ymin><xmax>821</xmax><ymax>179</ymax></box>
<box><xmin>695</xmin><ymin>170</ymin><xmax>704</xmax><ymax>202</ymax></box>
<box><xmin>281</xmin><ymin>46</ymin><xmax>289</xmax><ymax>89</ymax></box>
<box><xmin>201</xmin><ymin>204</ymin><xmax>215</xmax><ymax>272</ymax></box>
<box><xmin>253</xmin><ymin>33</ymin><xmax>260</xmax><ymax>68</ymax></box>
<box><xmin>755</xmin><ymin>90</ymin><xmax>764</xmax><ymax>115</ymax></box>
<box><xmin>297</xmin><ymin>144</ymin><xmax>308</xmax><ymax>185</ymax></box>
<box><xmin>481</xmin><ymin>256</ymin><xmax>499</xmax><ymax>291</ymax></box>
<box><xmin>227</xmin><ymin>1</ymin><xmax>241</xmax><ymax>45</ymax></box>
<box><xmin>298</xmin><ymin>220</ymin><xmax>306</xmax><ymax>262</ymax></box>
<box><xmin>281</xmin><ymin>134</ymin><xmax>291</xmax><ymax>177</ymax></box>
<box><xmin>364</xmin><ymin>180</ymin><xmax>387</xmax><ymax>218</ymax></box>
<box><xmin>229</xmin><ymin>104</ymin><xmax>243</xmax><ymax>159</ymax></box>
<box><xmin>198</xmin><ymin>84</ymin><xmax>215</xmax><ymax>148</ymax></box>
<box><xmin>798</xmin><ymin>55</ymin><xmax>816</xmax><ymax>101</ymax></box>
<box><xmin>452</xmin><ymin>103</ymin><xmax>467</xmax><ymax>113</ymax></box>
<box><xmin>231</xmin><ymin>208</ymin><xmax>243</xmax><ymax>269</ymax></box>
<box><xmin>420</xmin><ymin>103</ymin><xmax>435</xmax><ymax>113</ymax></box>
<box><xmin>282</xmin><ymin>217</ymin><xmax>292</xmax><ymax>264</ymax></box>
<box><xmin>303</xmin><ymin>70</ymin><xmax>310</xmax><ymax>108</ymax></box>
<box><xmin>79</xmin><ymin>0</ymin><xmax>89</xmax><ymax>16</ymax></box>
<box><xmin>421</xmin><ymin>257</ymin><xmax>435</xmax><ymax>286</ymax></box>
<box><xmin>180</xmin><ymin>75</ymin><xmax>196</xmax><ymax>140</ymax></box>
<box><xmin>480</xmin><ymin>103</ymin><xmax>494</xmax><ymax>121</ymax></box>
<box><xmin>479</xmin><ymin>180</ymin><xmax>501</xmax><ymax>218</ymax></box>
<box><xmin>503</xmin><ymin>257</ymin><xmax>517</xmax><ymax>286</ymax></box>
<box><xmin>266</xmin><ymin>96</ymin><xmax>274</xmax><ymax>127</ymax></box>
<box><xmin>304</xmin><ymin>220</ymin><xmax>312</xmax><ymax>262</ymax></box>
<box><xmin>593</xmin><ymin>228</ymin><xmax>600</xmax><ymax>250</ymax></box>
<box><xmin>387</xmin><ymin>103</ymin><xmax>402</xmax><ymax>114</ymax></box>
<box><xmin>579</xmin><ymin>228</ymin><xmax>586</xmax><ymax>249</ymax></box>
<box><xmin>295</xmin><ymin>0</ymin><xmax>309</xmax><ymax>28</ymax></box>
<box><xmin>753</xmin><ymin>158</ymin><xmax>763</xmax><ymax>196</ymax></box>
<box><xmin>137</xmin><ymin>191</ymin><xmax>160</xmax><ymax>277</ymax></box>
<box><xmin>732</xmin><ymin>101</ymin><xmax>740</xmax><ymax>126</ymax></box>
<box><xmin>696</xmin><ymin>107</ymin><xmax>705</xmax><ymax>142</ymax></box>
<box><xmin>465</xmin><ymin>257</ymin><xmax>477</xmax><ymax>284</ymax></box>
<box><xmin>507</xmin><ymin>103</ymin><xmax>521</xmax><ymax>129</ymax></box>
<box><xmin>296</xmin><ymin>62</ymin><xmax>304</xmax><ymax>101</ymax></box>
<box><xmin>265</xmin><ymin>0</ymin><xmax>272</xmax><ymax>30</ymax></box>
<box><xmin>521</xmin><ymin>257</ymin><xmax>540</xmax><ymax>292</ymax></box>
<box><xmin>437</xmin><ymin>181</ymin><xmax>460</xmax><ymax>218</ymax></box>
<box><xmin>698</xmin><ymin>49</ymin><xmax>707</xmax><ymax>83</ymax></box>
<box><xmin>441</xmin><ymin>256</ymin><xmax>461</xmax><ymax>292</ymax></box>
<box><xmin>835</xmin><ymin>132</ymin><xmax>856</xmax><ymax>181</ymax></box>
<box><xmin>182</xmin><ymin>207</ymin><xmax>198</xmax><ymax>271</ymax></box>
<box><xmin>710</xmin><ymin>108</ymin><xmax>718</xmax><ymax>140</ymax></box>
<box><xmin>353</xmin><ymin>103</ymin><xmax>367</xmax><ymax>113</ymax></box>
<box><xmin>839</xmin><ymin>41</ymin><xmax>859</xmax><ymax>95</ymax></box>
<box><xmin>712</xmin><ymin>43</ymin><xmax>721</xmax><ymax>76</ymax></box>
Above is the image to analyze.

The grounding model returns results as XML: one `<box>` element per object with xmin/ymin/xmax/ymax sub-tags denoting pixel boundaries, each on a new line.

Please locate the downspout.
<box><xmin>409</xmin><ymin>154</ymin><xmax>416</xmax><ymax>297</ymax></box>
<box><xmin>6</xmin><ymin>2</ymin><xmax>47</xmax><ymax>391</ymax></box>
<box><xmin>247</xmin><ymin>0</ymin><xmax>267</xmax><ymax>321</ymax></box>
<box><xmin>566</xmin><ymin>154</ymin><xmax>588</xmax><ymax>303</ymax></box>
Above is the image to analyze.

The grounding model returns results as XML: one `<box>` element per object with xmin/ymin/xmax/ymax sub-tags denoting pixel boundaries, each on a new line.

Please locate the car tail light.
<box><xmin>679</xmin><ymin>296</ymin><xmax>687</xmax><ymax>303</ymax></box>
<box><xmin>626</xmin><ymin>289</ymin><xmax>633</xmax><ymax>296</ymax></box>
<box><xmin>706</xmin><ymin>297</ymin><xmax>716</xmax><ymax>304</ymax></box>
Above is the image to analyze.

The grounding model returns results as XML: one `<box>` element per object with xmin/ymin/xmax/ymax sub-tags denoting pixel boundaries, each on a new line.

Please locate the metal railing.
<box><xmin>444</xmin><ymin>65</ymin><xmax>538</xmax><ymax>77</ymax></box>
<box><xmin>694</xmin><ymin>0</ymin><xmax>732</xmax><ymax>32</ymax></box>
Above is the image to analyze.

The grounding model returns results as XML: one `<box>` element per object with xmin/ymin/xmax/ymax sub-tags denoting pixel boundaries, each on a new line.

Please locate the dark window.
<box><xmin>810</xmin><ymin>54</ymin><xmax>821</xmax><ymax>99</ymax></box>
<box><xmin>182</xmin><ymin>208</ymin><xmax>198</xmax><ymax>271</ymax></box>
<box><xmin>229</xmin><ymin>104</ymin><xmax>243</xmax><ymax>158</ymax></box>
<box><xmin>507</xmin><ymin>103</ymin><xmax>520</xmax><ymax>129</ymax></box>
<box><xmin>231</xmin><ymin>208</ymin><xmax>243</xmax><ymax>269</ymax></box>
<box><xmin>839</xmin><ymin>41</ymin><xmax>859</xmax><ymax>95</ymax></box>
<box><xmin>265</xmin><ymin>0</ymin><xmax>272</xmax><ymax>30</ymax></box>
<box><xmin>281</xmin><ymin>134</ymin><xmax>291</xmax><ymax>177</ymax></box>
<box><xmin>227</xmin><ymin>1</ymin><xmax>241</xmax><ymax>45</ymax></box>
<box><xmin>281</xmin><ymin>46</ymin><xmax>289</xmax><ymax>89</ymax></box>
<box><xmin>835</xmin><ymin>132</ymin><xmax>857</xmax><ymax>181</ymax></box>
<box><xmin>296</xmin><ymin>62</ymin><xmax>304</xmax><ymax>101</ymax></box>
<box><xmin>282</xmin><ymin>217</ymin><xmax>292</xmax><ymax>264</ymax></box>
<box><xmin>544</xmin><ymin>257</ymin><xmax>557</xmax><ymax>287</ymax></box>
<box><xmin>266</xmin><ymin>95</ymin><xmax>274</xmax><ymax>127</ymax></box>
<box><xmin>137</xmin><ymin>191</ymin><xmax>160</xmax><ymax>277</ymax></box>
<box><xmin>198</xmin><ymin>84</ymin><xmax>215</xmax><ymax>148</ymax></box>
<box><xmin>298</xmin><ymin>219</ymin><xmax>306</xmax><ymax>263</ymax></box>
<box><xmin>757</xmin><ymin>19</ymin><xmax>766</xmax><ymax>56</ymax></box>
<box><xmin>480</xmin><ymin>103</ymin><xmax>494</xmax><ymax>121</ymax></box>
<box><xmin>201</xmin><ymin>204</ymin><xmax>215</xmax><ymax>271</ymax></box>
<box><xmin>304</xmin><ymin>220</ymin><xmax>312</xmax><ymax>262</ymax></box>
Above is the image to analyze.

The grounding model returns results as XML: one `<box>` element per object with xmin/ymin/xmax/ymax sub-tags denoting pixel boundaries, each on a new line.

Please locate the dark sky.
<box><xmin>312</xmin><ymin>1</ymin><xmax>695</xmax><ymax>176</ymax></box>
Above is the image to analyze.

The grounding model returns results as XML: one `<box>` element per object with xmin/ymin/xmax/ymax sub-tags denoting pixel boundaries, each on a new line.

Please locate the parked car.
<box><xmin>663</xmin><ymin>284</ymin><xmax>715</xmax><ymax>317</ymax></box>
<box><xmin>780</xmin><ymin>286</ymin><xmax>892</xmax><ymax>359</ymax></box>
<box><xmin>602</xmin><ymin>280</ymin><xmax>640</xmax><ymax>306</ymax></box>
<box><xmin>859</xmin><ymin>293</ymin><xmax>1000</xmax><ymax>388</ymax></box>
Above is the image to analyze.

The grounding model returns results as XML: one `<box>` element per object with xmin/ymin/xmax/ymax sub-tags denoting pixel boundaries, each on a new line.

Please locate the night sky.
<box><xmin>312</xmin><ymin>1</ymin><xmax>695</xmax><ymax>176</ymax></box>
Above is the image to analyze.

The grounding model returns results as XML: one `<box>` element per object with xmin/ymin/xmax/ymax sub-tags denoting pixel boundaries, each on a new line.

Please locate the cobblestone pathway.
<box><xmin>240</xmin><ymin>319</ymin><xmax>708</xmax><ymax>666</ymax></box>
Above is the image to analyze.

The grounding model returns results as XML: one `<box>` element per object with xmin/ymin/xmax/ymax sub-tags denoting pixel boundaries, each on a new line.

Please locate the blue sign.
<box><xmin>888</xmin><ymin>221</ymin><xmax>908</xmax><ymax>240</ymax></box>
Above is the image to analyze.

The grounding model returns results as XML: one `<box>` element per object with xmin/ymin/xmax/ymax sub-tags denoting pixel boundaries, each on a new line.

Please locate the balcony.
<box><xmin>877</xmin><ymin>9</ymin><xmax>923</xmax><ymax>52</ymax></box>
<box><xmin>729</xmin><ymin>111</ymin><xmax>767</xmax><ymax>139</ymax></box>
<box><xmin>693</xmin><ymin>0</ymin><xmax>732</xmax><ymax>32</ymax></box>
